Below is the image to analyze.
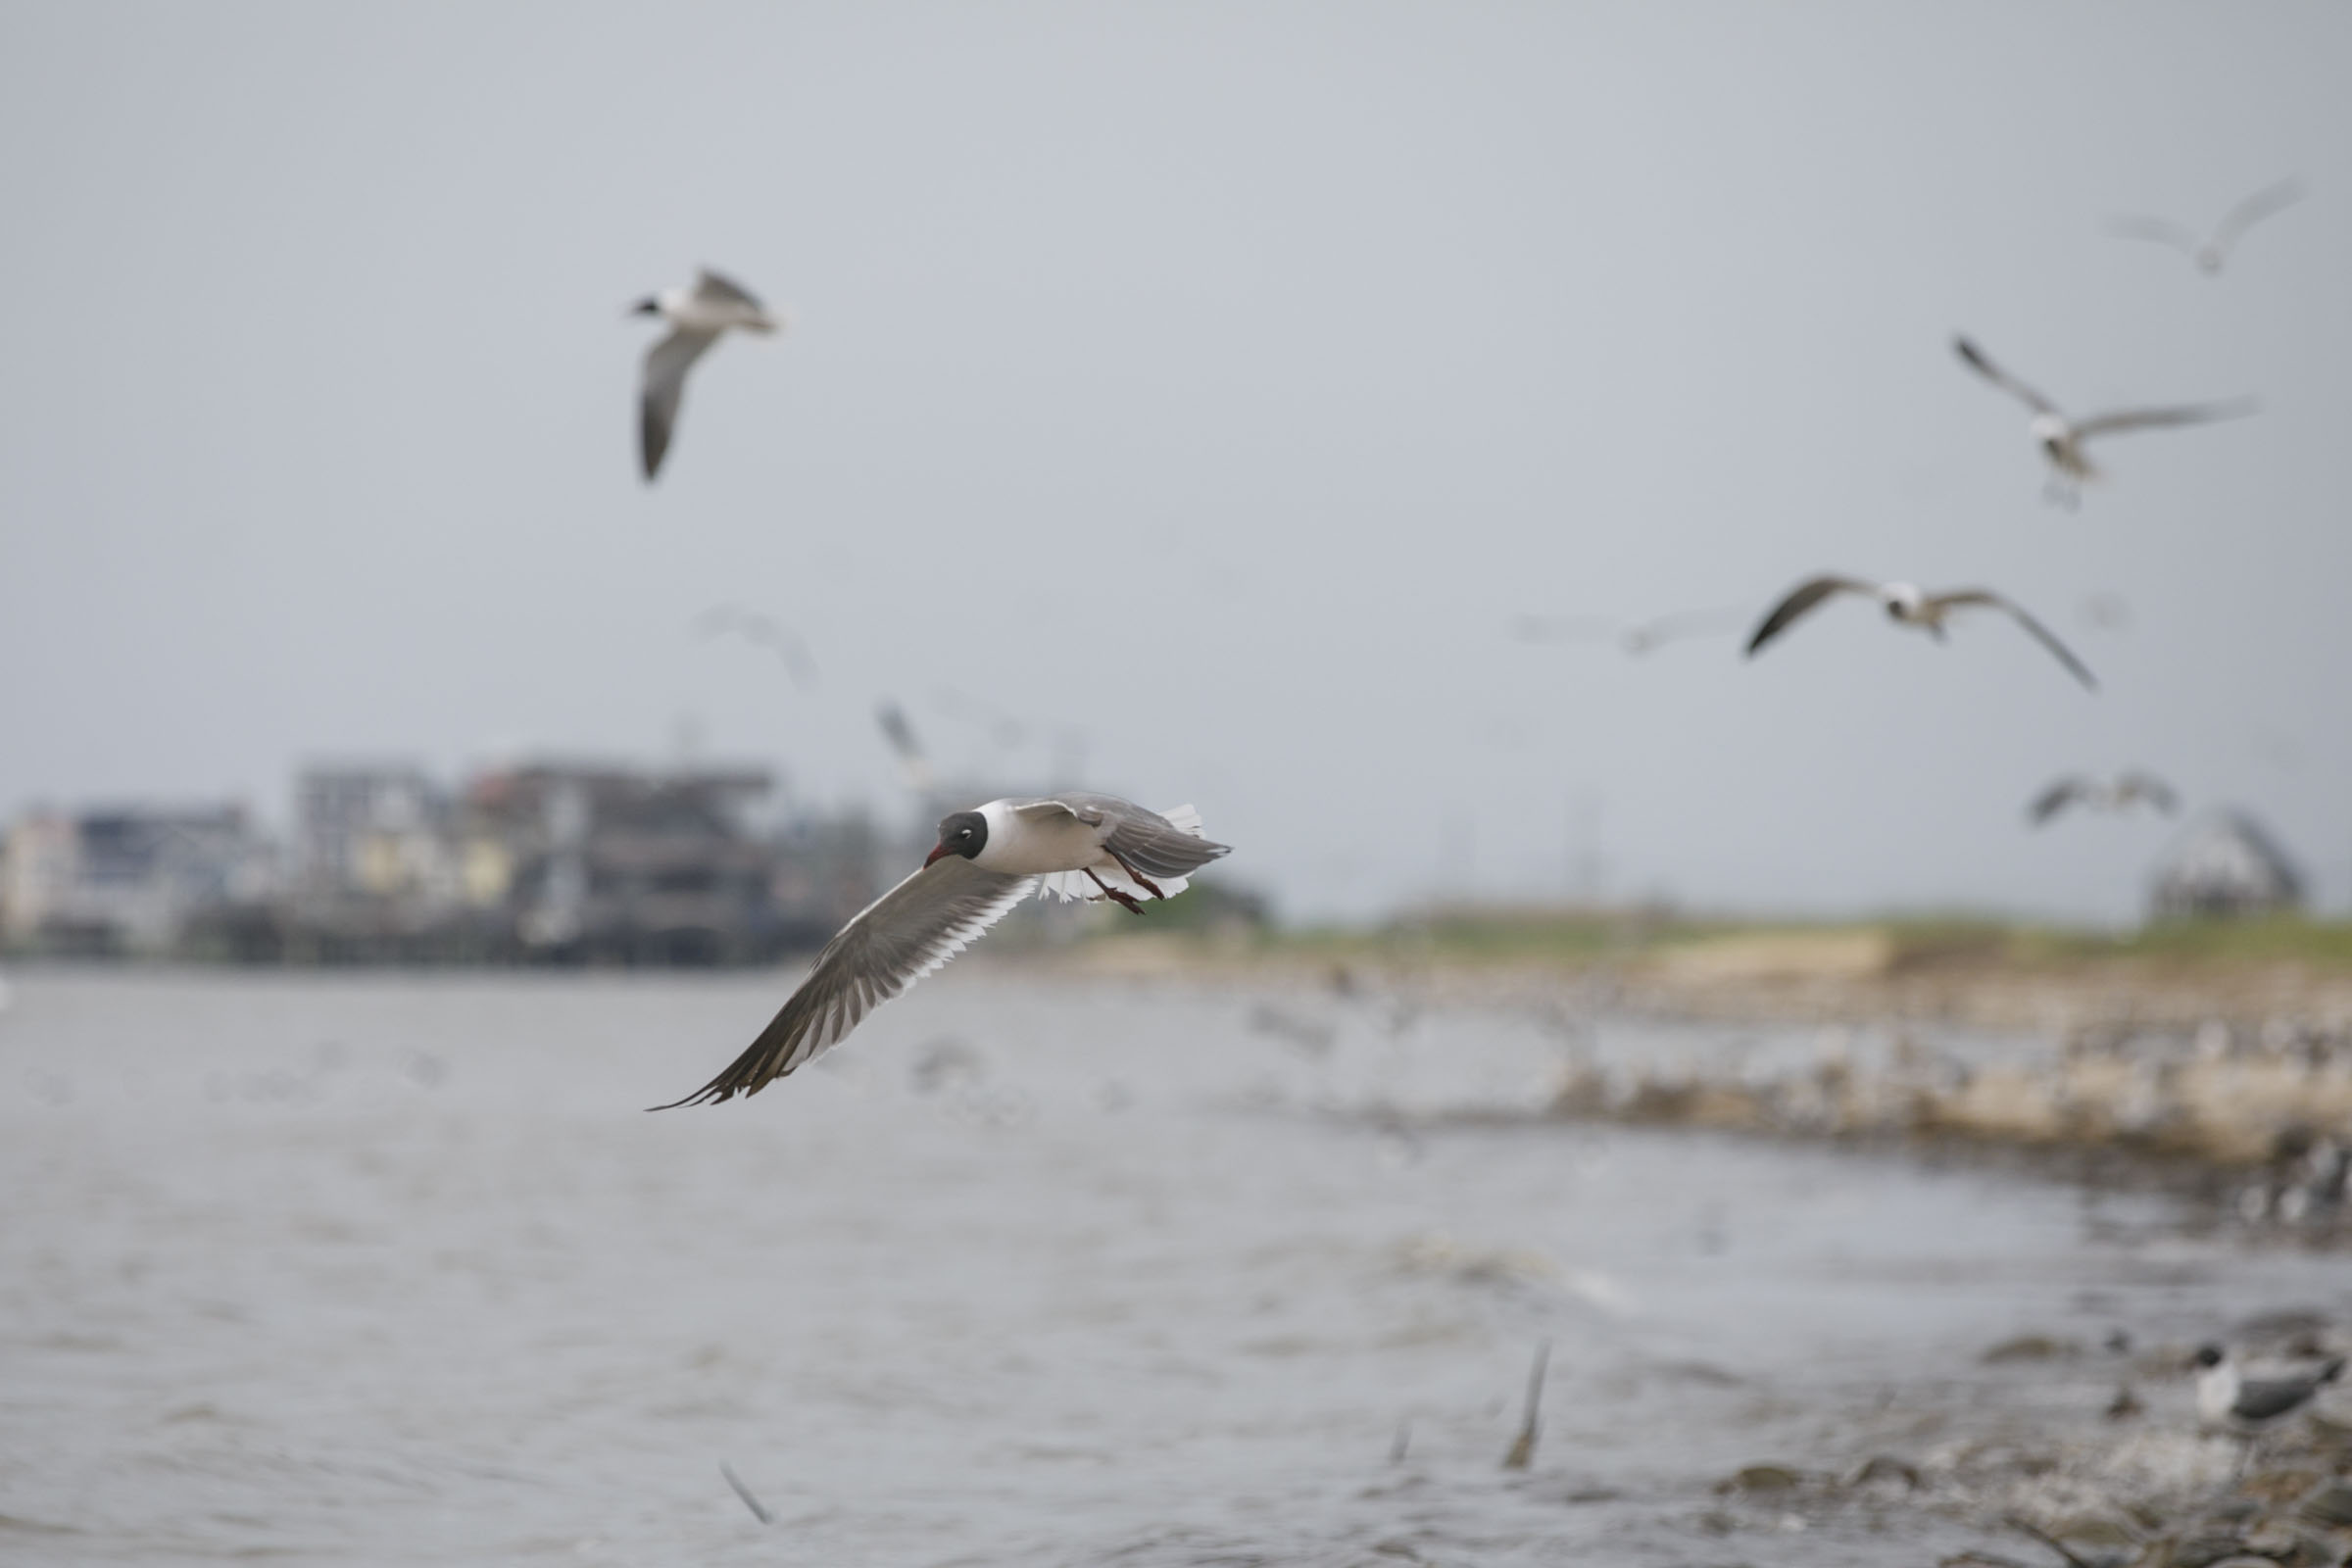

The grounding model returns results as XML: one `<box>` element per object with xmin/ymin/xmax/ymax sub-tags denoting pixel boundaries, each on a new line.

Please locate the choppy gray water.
<box><xmin>0</xmin><ymin>968</ymin><xmax>2340</xmax><ymax>1566</ymax></box>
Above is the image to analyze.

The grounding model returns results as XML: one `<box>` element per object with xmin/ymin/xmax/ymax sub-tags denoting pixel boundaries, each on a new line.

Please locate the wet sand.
<box><xmin>1</xmin><ymin>966</ymin><xmax>2346</xmax><ymax>1565</ymax></box>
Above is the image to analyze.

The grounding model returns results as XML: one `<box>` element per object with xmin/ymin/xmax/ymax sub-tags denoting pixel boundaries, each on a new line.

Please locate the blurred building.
<box><xmin>468</xmin><ymin>761</ymin><xmax>800</xmax><ymax>964</ymax></box>
<box><xmin>289</xmin><ymin>764</ymin><xmax>486</xmax><ymax>958</ymax></box>
<box><xmin>0</xmin><ymin>804</ymin><xmax>275</xmax><ymax>955</ymax></box>
<box><xmin>2148</xmin><ymin>808</ymin><xmax>2306</xmax><ymax>921</ymax></box>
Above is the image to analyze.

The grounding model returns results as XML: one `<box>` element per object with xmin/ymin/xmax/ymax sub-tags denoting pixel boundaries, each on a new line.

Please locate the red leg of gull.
<box><xmin>1085</xmin><ymin>867</ymin><xmax>1147</xmax><ymax>914</ymax></box>
<box><xmin>1104</xmin><ymin>850</ymin><xmax>1167</xmax><ymax>900</ymax></box>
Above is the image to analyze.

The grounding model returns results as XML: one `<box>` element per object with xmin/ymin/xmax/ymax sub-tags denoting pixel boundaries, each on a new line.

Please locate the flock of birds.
<box><xmin>1504</xmin><ymin>176</ymin><xmax>2307</xmax><ymax>832</ymax></box>
<box><xmin>614</xmin><ymin>188</ymin><xmax>2342</xmax><ymax>1480</ymax></box>
<box><xmin>624</xmin><ymin>176</ymin><xmax>2300</xmax><ymax>1107</ymax></box>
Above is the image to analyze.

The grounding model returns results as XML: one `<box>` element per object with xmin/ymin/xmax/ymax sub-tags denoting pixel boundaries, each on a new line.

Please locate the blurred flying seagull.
<box><xmin>1952</xmin><ymin>335</ymin><xmax>2255</xmax><ymax>506</ymax></box>
<box><xmin>2028</xmin><ymin>771</ymin><xmax>2180</xmax><ymax>826</ymax></box>
<box><xmin>629</xmin><ymin>268</ymin><xmax>784</xmax><ymax>480</ymax></box>
<box><xmin>1511</xmin><ymin>606</ymin><xmax>1748</xmax><ymax>657</ymax></box>
<box><xmin>1745</xmin><ymin>575</ymin><xmax>2097</xmax><ymax>691</ymax></box>
<box><xmin>2192</xmin><ymin>1344</ymin><xmax>2342</xmax><ymax>1436</ymax></box>
<box><xmin>2107</xmin><ymin>178</ymin><xmax>2307</xmax><ymax>275</ymax></box>
<box><xmin>874</xmin><ymin>701</ymin><xmax>935</xmax><ymax>793</ymax></box>
<box><xmin>692</xmin><ymin>603</ymin><xmax>817</xmax><ymax>690</ymax></box>
<box><xmin>654</xmin><ymin>795</ymin><xmax>1230</xmax><ymax>1105</ymax></box>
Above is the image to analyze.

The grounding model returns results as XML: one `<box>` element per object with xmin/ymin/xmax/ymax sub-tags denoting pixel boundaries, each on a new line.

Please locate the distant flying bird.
<box><xmin>1952</xmin><ymin>335</ymin><xmax>2255</xmax><ymax>506</ymax></box>
<box><xmin>2028</xmin><ymin>771</ymin><xmax>2180</xmax><ymax>826</ymax></box>
<box><xmin>692</xmin><ymin>604</ymin><xmax>817</xmax><ymax>689</ymax></box>
<box><xmin>1745</xmin><ymin>575</ymin><xmax>2097</xmax><ymax>691</ymax></box>
<box><xmin>2107</xmin><ymin>178</ymin><xmax>2307</xmax><ymax>275</ymax></box>
<box><xmin>655</xmin><ymin>796</ymin><xmax>1230</xmax><ymax>1105</ymax></box>
<box><xmin>1512</xmin><ymin>606</ymin><xmax>1748</xmax><ymax>657</ymax></box>
<box><xmin>2192</xmin><ymin>1344</ymin><xmax>2342</xmax><ymax>1436</ymax></box>
<box><xmin>874</xmin><ymin>702</ymin><xmax>935</xmax><ymax>793</ymax></box>
<box><xmin>630</xmin><ymin>268</ymin><xmax>784</xmax><ymax>480</ymax></box>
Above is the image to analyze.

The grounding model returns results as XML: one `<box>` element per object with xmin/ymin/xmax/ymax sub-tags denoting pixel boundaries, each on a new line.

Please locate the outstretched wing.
<box><xmin>2210</xmin><ymin>176</ymin><xmax>2307</xmax><ymax>257</ymax></box>
<box><xmin>2118</xmin><ymin>770</ymin><xmax>2180</xmax><ymax>813</ymax></box>
<box><xmin>2103</xmin><ymin>214</ymin><xmax>2202</xmax><ymax>255</ymax></box>
<box><xmin>1744</xmin><ymin>576</ymin><xmax>1876</xmax><ymax>658</ymax></box>
<box><xmin>653</xmin><ymin>858</ymin><xmax>1035</xmax><ymax>1106</ymax></box>
<box><xmin>2073</xmin><ymin>398</ymin><xmax>2257</xmax><ymax>441</ymax></box>
<box><xmin>640</xmin><ymin>327</ymin><xmax>720</xmax><ymax>479</ymax></box>
<box><xmin>1953</xmin><ymin>336</ymin><xmax>2059</xmax><ymax>416</ymax></box>
<box><xmin>1934</xmin><ymin>591</ymin><xmax>2098</xmax><ymax>691</ymax></box>
<box><xmin>693</xmin><ymin>268</ymin><xmax>768</xmax><ymax>312</ymax></box>
<box><xmin>2028</xmin><ymin>777</ymin><xmax>2089</xmax><ymax>825</ymax></box>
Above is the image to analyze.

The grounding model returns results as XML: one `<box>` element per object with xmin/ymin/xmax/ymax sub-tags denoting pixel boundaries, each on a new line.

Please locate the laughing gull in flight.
<box><xmin>874</xmin><ymin>701</ymin><xmax>936</xmax><ymax>794</ymax></box>
<box><xmin>655</xmin><ymin>795</ymin><xmax>1229</xmax><ymax>1105</ymax></box>
<box><xmin>2107</xmin><ymin>177</ymin><xmax>2307</xmax><ymax>275</ymax></box>
<box><xmin>1952</xmin><ymin>336</ymin><xmax>2256</xmax><ymax>506</ymax></box>
<box><xmin>692</xmin><ymin>603</ymin><xmax>817</xmax><ymax>689</ymax></box>
<box><xmin>2028</xmin><ymin>770</ymin><xmax>2180</xmax><ymax>826</ymax></box>
<box><xmin>1745</xmin><ymin>575</ymin><xmax>2097</xmax><ymax>690</ymax></box>
<box><xmin>630</xmin><ymin>268</ymin><xmax>784</xmax><ymax>480</ymax></box>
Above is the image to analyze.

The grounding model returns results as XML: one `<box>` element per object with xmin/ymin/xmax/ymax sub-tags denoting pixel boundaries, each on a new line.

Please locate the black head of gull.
<box><xmin>927</xmin><ymin>810</ymin><xmax>989</xmax><ymax>866</ymax></box>
<box><xmin>627</xmin><ymin>296</ymin><xmax>661</xmax><ymax>318</ymax></box>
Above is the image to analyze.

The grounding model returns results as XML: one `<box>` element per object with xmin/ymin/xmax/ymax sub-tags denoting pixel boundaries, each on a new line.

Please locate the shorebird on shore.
<box><xmin>2028</xmin><ymin>771</ymin><xmax>2180</xmax><ymax>826</ymax></box>
<box><xmin>2107</xmin><ymin>178</ymin><xmax>2307</xmax><ymax>276</ymax></box>
<box><xmin>1745</xmin><ymin>575</ymin><xmax>2097</xmax><ymax>691</ymax></box>
<box><xmin>2192</xmin><ymin>1344</ymin><xmax>2343</xmax><ymax>1467</ymax></box>
<box><xmin>630</xmin><ymin>268</ymin><xmax>785</xmax><ymax>480</ymax></box>
<box><xmin>1952</xmin><ymin>335</ymin><xmax>2256</xmax><ymax>506</ymax></box>
<box><xmin>655</xmin><ymin>795</ymin><xmax>1229</xmax><ymax>1105</ymax></box>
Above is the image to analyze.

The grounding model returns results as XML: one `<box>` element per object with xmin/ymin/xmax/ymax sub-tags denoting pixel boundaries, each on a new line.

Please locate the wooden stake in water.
<box><xmin>1501</xmin><ymin>1340</ymin><xmax>1550</xmax><ymax>1471</ymax></box>
<box><xmin>720</xmin><ymin>1461</ymin><xmax>773</xmax><ymax>1525</ymax></box>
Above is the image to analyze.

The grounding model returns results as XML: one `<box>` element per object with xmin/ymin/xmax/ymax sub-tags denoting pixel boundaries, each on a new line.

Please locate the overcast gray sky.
<box><xmin>2</xmin><ymin>3</ymin><xmax>2347</xmax><ymax>923</ymax></box>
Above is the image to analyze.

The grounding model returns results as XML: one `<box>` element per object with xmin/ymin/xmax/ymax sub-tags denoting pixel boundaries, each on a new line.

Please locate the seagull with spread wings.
<box><xmin>656</xmin><ymin>795</ymin><xmax>1229</xmax><ymax>1106</ymax></box>
<box><xmin>2107</xmin><ymin>177</ymin><xmax>2307</xmax><ymax>276</ymax></box>
<box><xmin>1745</xmin><ymin>575</ymin><xmax>2097</xmax><ymax>691</ymax></box>
<box><xmin>2027</xmin><ymin>771</ymin><xmax>2180</xmax><ymax>826</ymax></box>
<box><xmin>629</xmin><ymin>268</ymin><xmax>785</xmax><ymax>480</ymax></box>
<box><xmin>1952</xmin><ymin>335</ymin><xmax>2255</xmax><ymax>506</ymax></box>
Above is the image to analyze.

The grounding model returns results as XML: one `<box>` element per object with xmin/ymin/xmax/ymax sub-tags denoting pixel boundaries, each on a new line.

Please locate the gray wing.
<box><xmin>2104</xmin><ymin>214</ymin><xmax>2202</xmax><ymax>255</ymax></box>
<box><xmin>1933</xmin><ymin>591</ymin><xmax>2098</xmax><ymax>691</ymax></box>
<box><xmin>693</xmin><ymin>267</ymin><xmax>767</xmax><ymax>312</ymax></box>
<box><xmin>2029</xmin><ymin>777</ymin><xmax>2090</xmax><ymax>825</ymax></box>
<box><xmin>2211</xmin><ymin>177</ymin><xmax>2307</xmax><ymax>256</ymax></box>
<box><xmin>2073</xmin><ymin>399</ymin><xmax>2257</xmax><ymax>441</ymax></box>
<box><xmin>2232</xmin><ymin>1377</ymin><xmax>2322</xmax><ymax>1424</ymax></box>
<box><xmin>652</xmin><ymin>858</ymin><xmax>1035</xmax><ymax>1106</ymax></box>
<box><xmin>2118</xmin><ymin>771</ymin><xmax>2179</xmax><ymax>813</ymax></box>
<box><xmin>1744</xmin><ymin>576</ymin><xmax>1876</xmax><ymax>658</ymax></box>
<box><xmin>1057</xmin><ymin>792</ymin><xmax>1233</xmax><ymax>879</ymax></box>
<box><xmin>1011</xmin><ymin>797</ymin><xmax>1104</xmax><ymax>827</ymax></box>
<box><xmin>1953</xmin><ymin>336</ymin><xmax>2059</xmax><ymax>416</ymax></box>
<box><xmin>640</xmin><ymin>327</ymin><xmax>719</xmax><ymax>480</ymax></box>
